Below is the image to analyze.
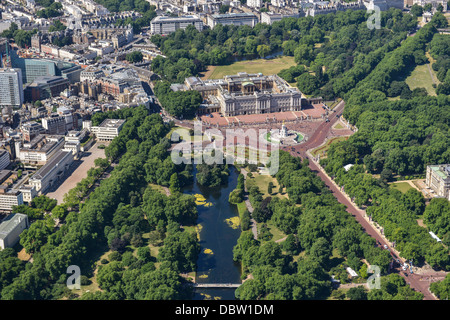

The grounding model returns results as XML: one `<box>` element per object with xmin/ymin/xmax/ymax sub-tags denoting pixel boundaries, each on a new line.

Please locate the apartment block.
<box><xmin>42</xmin><ymin>115</ymin><xmax>66</xmax><ymax>135</ymax></box>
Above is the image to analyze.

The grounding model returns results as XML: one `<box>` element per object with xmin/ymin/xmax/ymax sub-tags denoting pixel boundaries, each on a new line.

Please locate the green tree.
<box><xmin>126</xmin><ymin>51</ymin><xmax>144</xmax><ymax>63</ymax></box>
<box><xmin>346</xmin><ymin>286</ymin><xmax>368</xmax><ymax>300</ymax></box>
<box><xmin>169</xmin><ymin>173</ymin><xmax>180</xmax><ymax>194</ymax></box>
<box><xmin>229</xmin><ymin>188</ymin><xmax>244</xmax><ymax>204</ymax></box>
<box><xmin>410</xmin><ymin>4</ymin><xmax>423</xmax><ymax>17</ymax></box>
<box><xmin>256</xmin><ymin>44</ymin><xmax>270</xmax><ymax>59</ymax></box>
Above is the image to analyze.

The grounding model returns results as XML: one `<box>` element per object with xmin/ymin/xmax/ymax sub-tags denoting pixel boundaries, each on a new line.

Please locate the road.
<box><xmin>283</xmin><ymin>100</ymin><xmax>346</xmax><ymax>157</ymax></box>
<box><xmin>282</xmin><ymin>100</ymin><xmax>438</xmax><ymax>300</ymax></box>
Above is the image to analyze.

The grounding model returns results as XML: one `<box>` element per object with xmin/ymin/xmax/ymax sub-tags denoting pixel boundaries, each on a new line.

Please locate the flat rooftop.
<box><xmin>211</xmin><ymin>13</ymin><xmax>257</xmax><ymax>19</ymax></box>
<box><xmin>21</xmin><ymin>134</ymin><xmax>64</xmax><ymax>153</ymax></box>
<box><xmin>152</xmin><ymin>15</ymin><xmax>201</xmax><ymax>22</ymax></box>
<box><xmin>97</xmin><ymin>119</ymin><xmax>126</xmax><ymax>128</ymax></box>
<box><xmin>430</xmin><ymin>165</ymin><xmax>450</xmax><ymax>180</ymax></box>
<box><xmin>0</xmin><ymin>213</ymin><xmax>27</xmax><ymax>239</ymax></box>
<box><xmin>31</xmin><ymin>150</ymin><xmax>72</xmax><ymax>180</ymax></box>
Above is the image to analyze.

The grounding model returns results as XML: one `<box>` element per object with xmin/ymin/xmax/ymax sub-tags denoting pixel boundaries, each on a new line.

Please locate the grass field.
<box><xmin>245</xmin><ymin>172</ymin><xmax>288</xmax><ymax>200</ymax></box>
<box><xmin>405</xmin><ymin>52</ymin><xmax>440</xmax><ymax>96</ymax></box>
<box><xmin>236</xmin><ymin>201</ymin><xmax>248</xmax><ymax>216</ymax></box>
<box><xmin>311</xmin><ymin>136</ymin><xmax>349</xmax><ymax>158</ymax></box>
<box><xmin>390</xmin><ymin>182</ymin><xmax>414</xmax><ymax>194</ymax></box>
<box><xmin>203</xmin><ymin>56</ymin><xmax>297</xmax><ymax>80</ymax></box>
<box><xmin>257</xmin><ymin>221</ymin><xmax>287</xmax><ymax>242</ymax></box>
<box><xmin>326</xmin><ymin>99</ymin><xmax>342</xmax><ymax>110</ymax></box>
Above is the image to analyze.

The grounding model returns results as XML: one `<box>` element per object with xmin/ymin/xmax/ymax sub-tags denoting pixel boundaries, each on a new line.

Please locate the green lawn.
<box><xmin>257</xmin><ymin>221</ymin><xmax>286</xmax><ymax>242</ymax></box>
<box><xmin>405</xmin><ymin>62</ymin><xmax>438</xmax><ymax>96</ymax></box>
<box><xmin>236</xmin><ymin>201</ymin><xmax>247</xmax><ymax>217</ymax></box>
<box><xmin>204</xmin><ymin>56</ymin><xmax>297</xmax><ymax>80</ymax></box>
<box><xmin>390</xmin><ymin>182</ymin><xmax>414</xmax><ymax>194</ymax></box>
<box><xmin>333</xmin><ymin>122</ymin><xmax>344</xmax><ymax>130</ymax></box>
<box><xmin>246</xmin><ymin>172</ymin><xmax>288</xmax><ymax>200</ymax></box>
<box><xmin>311</xmin><ymin>136</ymin><xmax>349</xmax><ymax>158</ymax></box>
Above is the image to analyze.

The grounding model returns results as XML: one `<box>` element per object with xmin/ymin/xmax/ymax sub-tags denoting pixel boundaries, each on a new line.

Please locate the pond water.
<box><xmin>182</xmin><ymin>165</ymin><xmax>242</xmax><ymax>300</ymax></box>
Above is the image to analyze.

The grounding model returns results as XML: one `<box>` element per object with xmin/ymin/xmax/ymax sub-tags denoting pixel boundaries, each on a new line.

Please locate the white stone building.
<box><xmin>0</xmin><ymin>213</ymin><xmax>29</xmax><ymax>249</ymax></box>
<box><xmin>426</xmin><ymin>165</ymin><xmax>450</xmax><ymax>201</ymax></box>
<box><xmin>150</xmin><ymin>15</ymin><xmax>204</xmax><ymax>35</ymax></box>
<box><xmin>90</xmin><ymin>119</ymin><xmax>126</xmax><ymax>141</ymax></box>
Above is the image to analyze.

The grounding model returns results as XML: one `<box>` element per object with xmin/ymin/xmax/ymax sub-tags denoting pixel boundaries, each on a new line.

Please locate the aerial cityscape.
<box><xmin>0</xmin><ymin>0</ymin><xmax>449</xmax><ymax>308</ymax></box>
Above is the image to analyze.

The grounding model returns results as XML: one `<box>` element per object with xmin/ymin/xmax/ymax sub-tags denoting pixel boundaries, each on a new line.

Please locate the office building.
<box><xmin>0</xmin><ymin>150</ymin><xmax>10</xmax><ymax>171</ymax></box>
<box><xmin>97</xmin><ymin>77</ymin><xmax>128</xmax><ymax>98</ymax></box>
<box><xmin>80</xmin><ymin>68</ymin><xmax>105</xmax><ymax>82</ymax></box>
<box><xmin>0</xmin><ymin>187</ymin><xmax>24</xmax><ymax>212</ymax></box>
<box><xmin>0</xmin><ymin>213</ymin><xmax>29</xmax><ymax>249</ymax></box>
<box><xmin>150</xmin><ymin>15</ymin><xmax>204</xmax><ymax>35</ymax></box>
<box><xmin>261</xmin><ymin>12</ymin><xmax>300</xmax><ymax>25</ymax></box>
<box><xmin>18</xmin><ymin>186</ymin><xmax>37</xmax><ymax>203</ymax></box>
<box><xmin>247</xmin><ymin>0</ymin><xmax>262</xmax><ymax>7</ymax></box>
<box><xmin>362</xmin><ymin>0</ymin><xmax>404</xmax><ymax>11</ymax></box>
<box><xmin>11</xmin><ymin>50</ymin><xmax>80</xmax><ymax>84</ymax></box>
<box><xmin>16</xmin><ymin>134</ymin><xmax>65</xmax><ymax>166</ymax></box>
<box><xmin>90</xmin><ymin>119</ymin><xmax>126</xmax><ymax>141</ymax></box>
<box><xmin>207</xmin><ymin>13</ymin><xmax>259</xmax><ymax>28</ymax></box>
<box><xmin>24</xmin><ymin>76</ymin><xmax>70</xmax><ymax>101</ymax></box>
<box><xmin>0</xmin><ymin>68</ymin><xmax>24</xmax><ymax>108</ymax></box>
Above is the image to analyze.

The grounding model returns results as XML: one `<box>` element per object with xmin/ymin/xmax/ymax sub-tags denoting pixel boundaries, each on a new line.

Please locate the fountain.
<box><xmin>265</xmin><ymin>121</ymin><xmax>304</xmax><ymax>145</ymax></box>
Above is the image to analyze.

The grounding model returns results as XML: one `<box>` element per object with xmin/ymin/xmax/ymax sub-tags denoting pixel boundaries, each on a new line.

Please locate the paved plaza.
<box><xmin>199</xmin><ymin>103</ymin><xmax>328</xmax><ymax>127</ymax></box>
<box><xmin>46</xmin><ymin>142</ymin><xmax>108</xmax><ymax>204</ymax></box>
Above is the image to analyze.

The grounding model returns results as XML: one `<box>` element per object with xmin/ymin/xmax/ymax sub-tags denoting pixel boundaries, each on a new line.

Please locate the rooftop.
<box><xmin>152</xmin><ymin>15</ymin><xmax>201</xmax><ymax>22</ymax></box>
<box><xmin>211</xmin><ymin>13</ymin><xmax>257</xmax><ymax>19</ymax></box>
<box><xmin>0</xmin><ymin>213</ymin><xmax>28</xmax><ymax>240</ymax></box>
<box><xmin>30</xmin><ymin>150</ymin><xmax>72</xmax><ymax>180</ymax></box>
<box><xmin>430</xmin><ymin>164</ymin><xmax>450</xmax><ymax>180</ymax></box>
<box><xmin>98</xmin><ymin>118</ymin><xmax>126</xmax><ymax>128</ymax></box>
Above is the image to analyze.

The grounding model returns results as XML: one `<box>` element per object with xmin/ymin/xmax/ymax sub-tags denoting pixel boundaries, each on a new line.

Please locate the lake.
<box><xmin>183</xmin><ymin>165</ymin><xmax>242</xmax><ymax>300</ymax></box>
